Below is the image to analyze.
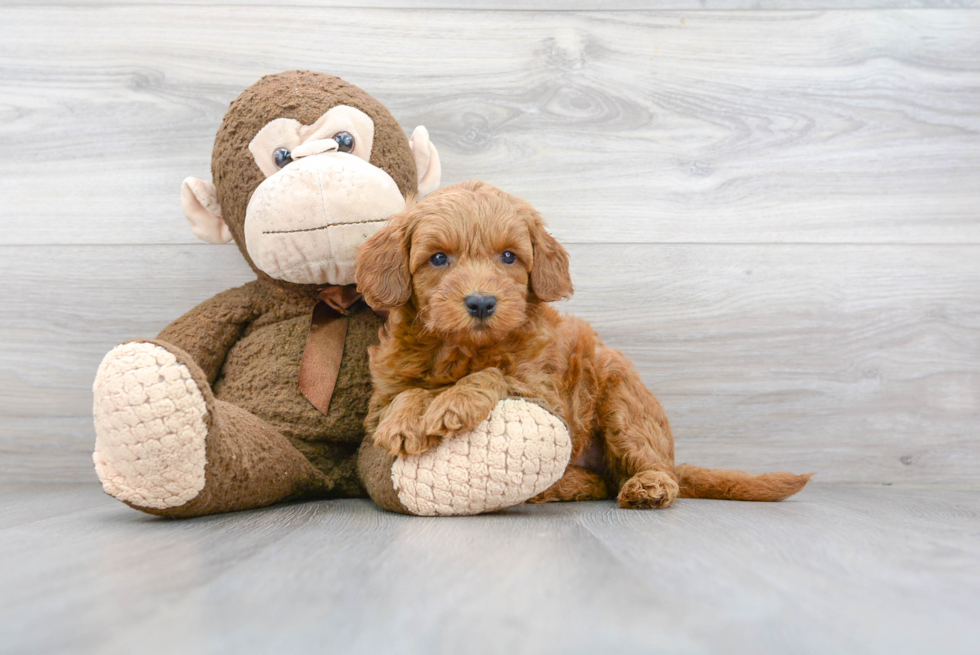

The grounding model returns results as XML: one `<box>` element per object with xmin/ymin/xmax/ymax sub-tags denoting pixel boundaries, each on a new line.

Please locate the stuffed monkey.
<box><xmin>91</xmin><ymin>71</ymin><xmax>571</xmax><ymax>517</ymax></box>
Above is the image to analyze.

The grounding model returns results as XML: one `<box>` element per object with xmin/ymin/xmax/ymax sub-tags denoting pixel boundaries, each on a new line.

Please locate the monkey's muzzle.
<box><xmin>244</xmin><ymin>154</ymin><xmax>406</xmax><ymax>285</ymax></box>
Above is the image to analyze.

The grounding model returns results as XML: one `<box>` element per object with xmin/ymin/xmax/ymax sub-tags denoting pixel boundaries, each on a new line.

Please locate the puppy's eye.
<box><xmin>273</xmin><ymin>147</ymin><xmax>292</xmax><ymax>168</ymax></box>
<box><xmin>333</xmin><ymin>132</ymin><xmax>355</xmax><ymax>153</ymax></box>
<box><xmin>429</xmin><ymin>253</ymin><xmax>450</xmax><ymax>267</ymax></box>
<box><xmin>501</xmin><ymin>251</ymin><xmax>517</xmax><ymax>265</ymax></box>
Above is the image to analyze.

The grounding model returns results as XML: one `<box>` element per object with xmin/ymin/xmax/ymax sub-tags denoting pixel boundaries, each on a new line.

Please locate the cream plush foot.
<box><xmin>94</xmin><ymin>341</ymin><xmax>333</xmax><ymax>518</ymax></box>
<box><xmin>92</xmin><ymin>342</ymin><xmax>210</xmax><ymax>510</ymax></box>
<box><xmin>388</xmin><ymin>398</ymin><xmax>572</xmax><ymax>516</ymax></box>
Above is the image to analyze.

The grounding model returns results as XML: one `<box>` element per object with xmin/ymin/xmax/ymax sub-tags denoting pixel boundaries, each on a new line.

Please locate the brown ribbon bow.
<box><xmin>298</xmin><ymin>284</ymin><xmax>364</xmax><ymax>415</ymax></box>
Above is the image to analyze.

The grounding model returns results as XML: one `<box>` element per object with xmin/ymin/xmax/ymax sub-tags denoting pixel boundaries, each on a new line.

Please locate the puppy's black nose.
<box><xmin>465</xmin><ymin>294</ymin><xmax>497</xmax><ymax>320</ymax></box>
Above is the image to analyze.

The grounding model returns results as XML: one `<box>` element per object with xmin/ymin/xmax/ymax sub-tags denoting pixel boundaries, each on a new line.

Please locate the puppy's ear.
<box><xmin>526</xmin><ymin>208</ymin><xmax>573</xmax><ymax>302</ymax></box>
<box><xmin>356</xmin><ymin>213</ymin><xmax>413</xmax><ymax>310</ymax></box>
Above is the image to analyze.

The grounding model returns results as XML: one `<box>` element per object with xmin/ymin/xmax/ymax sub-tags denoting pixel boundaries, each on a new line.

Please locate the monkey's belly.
<box><xmin>213</xmin><ymin>305</ymin><xmax>382</xmax><ymax>449</ymax></box>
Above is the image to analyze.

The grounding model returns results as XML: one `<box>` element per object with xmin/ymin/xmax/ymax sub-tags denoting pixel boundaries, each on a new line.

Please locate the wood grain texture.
<box><xmin>1</xmin><ymin>8</ymin><xmax>978</xmax><ymax>245</ymax></box>
<box><xmin>1</xmin><ymin>7</ymin><xmax>977</xmax><ymax>487</ymax></box>
<box><xmin>1</xmin><ymin>7</ymin><xmax>976</xmax><ymax>653</ymax></box>
<box><xmin>8</xmin><ymin>1</ymin><xmax>980</xmax><ymax>9</ymax></box>
<box><xmin>1</xmin><ymin>484</ymin><xmax>978</xmax><ymax>654</ymax></box>
<box><xmin>2</xmin><ymin>243</ymin><xmax>977</xmax><ymax>484</ymax></box>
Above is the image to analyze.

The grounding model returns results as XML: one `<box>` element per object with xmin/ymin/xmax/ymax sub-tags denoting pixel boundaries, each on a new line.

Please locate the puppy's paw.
<box><xmin>373</xmin><ymin>415</ymin><xmax>440</xmax><ymax>457</ymax></box>
<box><xmin>618</xmin><ymin>470</ymin><xmax>680</xmax><ymax>509</ymax></box>
<box><xmin>421</xmin><ymin>388</ymin><xmax>496</xmax><ymax>439</ymax></box>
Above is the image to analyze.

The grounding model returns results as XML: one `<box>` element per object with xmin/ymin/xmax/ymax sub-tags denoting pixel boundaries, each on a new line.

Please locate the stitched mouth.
<box><xmin>262</xmin><ymin>218</ymin><xmax>386</xmax><ymax>235</ymax></box>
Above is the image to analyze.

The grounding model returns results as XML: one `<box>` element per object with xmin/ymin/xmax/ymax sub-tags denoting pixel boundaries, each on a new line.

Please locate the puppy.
<box><xmin>356</xmin><ymin>181</ymin><xmax>812</xmax><ymax>508</ymax></box>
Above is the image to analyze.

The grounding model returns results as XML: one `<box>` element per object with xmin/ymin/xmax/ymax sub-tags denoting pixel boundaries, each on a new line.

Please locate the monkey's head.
<box><xmin>181</xmin><ymin>70</ymin><xmax>440</xmax><ymax>288</ymax></box>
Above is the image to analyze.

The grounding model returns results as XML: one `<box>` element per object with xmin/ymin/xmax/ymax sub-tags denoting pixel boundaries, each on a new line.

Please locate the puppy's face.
<box><xmin>409</xmin><ymin>198</ymin><xmax>533</xmax><ymax>345</ymax></box>
<box><xmin>356</xmin><ymin>181</ymin><xmax>572</xmax><ymax>346</ymax></box>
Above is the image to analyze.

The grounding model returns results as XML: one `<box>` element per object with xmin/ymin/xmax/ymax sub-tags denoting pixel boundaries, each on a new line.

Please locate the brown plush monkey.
<box><xmin>92</xmin><ymin>71</ymin><xmax>571</xmax><ymax>518</ymax></box>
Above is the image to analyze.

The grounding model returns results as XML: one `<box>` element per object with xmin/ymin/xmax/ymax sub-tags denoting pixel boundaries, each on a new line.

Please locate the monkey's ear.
<box><xmin>355</xmin><ymin>213</ymin><xmax>413</xmax><ymax>310</ymax></box>
<box><xmin>409</xmin><ymin>126</ymin><xmax>441</xmax><ymax>199</ymax></box>
<box><xmin>526</xmin><ymin>209</ymin><xmax>573</xmax><ymax>303</ymax></box>
<box><xmin>181</xmin><ymin>177</ymin><xmax>233</xmax><ymax>244</ymax></box>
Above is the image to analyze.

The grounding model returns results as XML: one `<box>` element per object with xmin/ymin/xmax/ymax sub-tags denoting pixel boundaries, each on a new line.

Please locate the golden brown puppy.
<box><xmin>356</xmin><ymin>181</ymin><xmax>812</xmax><ymax>509</ymax></box>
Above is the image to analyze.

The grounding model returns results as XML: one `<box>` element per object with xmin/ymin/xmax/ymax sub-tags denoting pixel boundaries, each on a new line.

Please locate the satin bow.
<box><xmin>298</xmin><ymin>284</ymin><xmax>364</xmax><ymax>416</ymax></box>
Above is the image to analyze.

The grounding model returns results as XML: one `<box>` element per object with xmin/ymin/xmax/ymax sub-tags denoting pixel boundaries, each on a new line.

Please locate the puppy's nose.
<box><xmin>465</xmin><ymin>294</ymin><xmax>497</xmax><ymax>320</ymax></box>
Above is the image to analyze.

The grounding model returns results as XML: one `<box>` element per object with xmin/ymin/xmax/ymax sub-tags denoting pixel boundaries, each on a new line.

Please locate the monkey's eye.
<box><xmin>333</xmin><ymin>132</ymin><xmax>355</xmax><ymax>153</ymax></box>
<box><xmin>501</xmin><ymin>251</ymin><xmax>517</xmax><ymax>265</ymax></box>
<box><xmin>429</xmin><ymin>253</ymin><xmax>449</xmax><ymax>267</ymax></box>
<box><xmin>273</xmin><ymin>147</ymin><xmax>292</xmax><ymax>168</ymax></box>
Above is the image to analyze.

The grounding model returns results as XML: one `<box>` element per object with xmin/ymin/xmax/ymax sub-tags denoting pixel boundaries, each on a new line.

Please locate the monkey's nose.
<box><xmin>465</xmin><ymin>294</ymin><xmax>497</xmax><ymax>320</ymax></box>
<box><xmin>290</xmin><ymin>138</ymin><xmax>340</xmax><ymax>159</ymax></box>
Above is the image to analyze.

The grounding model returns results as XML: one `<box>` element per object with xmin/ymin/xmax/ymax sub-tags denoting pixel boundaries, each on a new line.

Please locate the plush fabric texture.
<box><xmin>356</xmin><ymin>438</ymin><xmax>410</xmax><ymax>514</ymax></box>
<box><xmin>248</xmin><ymin>105</ymin><xmax>376</xmax><ymax>177</ymax></box>
<box><xmin>181</xmin><ymin>177</ymin><xmax>231</xmax><ymax>244</ymax></box>
<box><xmin>151</xmin><ymin>279</ymin><xmax>381</xmax><ymax>501</ymax></box>
<box><xmin>209</xmin><ymin>292</ymin><xmax>380</xmax><ymax>446</ymax></box>
<box><xmin>390</xmin><ymin>398</ymin><xmax>572</xmax><ymax>516</ymax></box>
<box><xmin>241</xmin><ymin>153</ymin><xmax>402</xmax><ymax>285</ymax></box>
<box><xmin>93</xmin><ymin>342</ymin><xmax>209</xmax><ymax>509</ymax></box>
<box><xmin>91</xmin><ymin>72</ymin><xmax>573</xmax><ymax>518</ymax></box>
<box><xmin>211</xmin><ymin>70</ymin><xmax>418</xmax><ymax>291</ymax></box>
<box><xmin>93</xmin><ymin>340</ymin><xmax>333</xmax><ymax>517</ymax></box>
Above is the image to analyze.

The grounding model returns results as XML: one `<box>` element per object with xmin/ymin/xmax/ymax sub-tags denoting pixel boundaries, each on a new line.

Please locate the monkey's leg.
<box><xmin>359</xmin><ymin>398</ymin><xmax>573</xmax><ymax>516</ymax></box>
<box><xmin>93</xmin><ymin>341</ymin><xmax>331</xmax><ymax>518</ymax></box>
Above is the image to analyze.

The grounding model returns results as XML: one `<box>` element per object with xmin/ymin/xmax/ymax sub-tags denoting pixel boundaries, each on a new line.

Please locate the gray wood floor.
<box><xmin>1</xmin><ymin>483</ymin><xmax>977</xmax><ymax>655</ymax></box>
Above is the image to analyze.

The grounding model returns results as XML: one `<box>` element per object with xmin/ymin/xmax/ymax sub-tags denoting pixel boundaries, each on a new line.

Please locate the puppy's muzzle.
<box><xmin>465</xmin><ymin>294</ymin><xmax>497</xmax><ymax>320</ymax></box>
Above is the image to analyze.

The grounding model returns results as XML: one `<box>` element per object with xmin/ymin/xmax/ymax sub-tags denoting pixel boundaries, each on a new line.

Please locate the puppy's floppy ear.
<box><xmin>525</xmin><ymin>207</ymin><xmax>573</xmax><ymax>302</ymax></box>
<box><xmin>356</xmin><ymin>212</ymin><xmax>413</xmax><ymax>310</ymax></box>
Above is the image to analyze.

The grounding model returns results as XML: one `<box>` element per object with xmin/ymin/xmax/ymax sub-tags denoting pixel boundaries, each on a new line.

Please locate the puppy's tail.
<box><xmin>674</xmin><ymin>464</ymin><xmax>814</xmax><ymax>502</ymax></box>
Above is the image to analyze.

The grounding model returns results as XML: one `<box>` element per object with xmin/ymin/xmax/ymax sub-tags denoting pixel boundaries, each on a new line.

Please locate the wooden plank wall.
<box><xmin>1</xmin><ymin>2</ymin><xmax>978</xmax><ymax>484</ymax></box>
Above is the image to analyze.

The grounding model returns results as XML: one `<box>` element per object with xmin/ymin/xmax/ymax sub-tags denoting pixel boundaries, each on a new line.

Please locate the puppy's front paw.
<box><xmin>618</xmin><ymin>470</ymin><xmax>680</xmax><ymax>509</ymax></box>
<box><xmin>421</xmin><ymin>388</ymin><xmax>496</xmax><ymax>439</ymax></box>
<box><xmin>373</xmin><ymin>415</ymin><xmax>439</xmax><ymax>457</ymax></box>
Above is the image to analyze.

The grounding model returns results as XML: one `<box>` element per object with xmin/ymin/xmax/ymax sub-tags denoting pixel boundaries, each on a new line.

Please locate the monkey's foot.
<box><xmin>93</xmin><ymin>342</ymin><xmax>210</xmax><ymax>510</ymax></box>
<box><xmin>390</xmin><ymin>398</ymin><xmax>572</xmax><ymax>516</ymax></box>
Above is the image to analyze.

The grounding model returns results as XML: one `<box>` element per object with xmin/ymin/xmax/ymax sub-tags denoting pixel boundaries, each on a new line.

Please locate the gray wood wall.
<box><xmin>1</xmin><ymin>2</ymin><xmax>978</xmax><ymax>485</ymax></box>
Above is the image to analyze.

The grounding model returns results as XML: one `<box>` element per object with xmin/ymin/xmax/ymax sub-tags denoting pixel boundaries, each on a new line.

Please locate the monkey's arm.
<box><xmin>156</xmin><ymin>282</ymin><xmax>263</xmax><ymax>385</ymax></box>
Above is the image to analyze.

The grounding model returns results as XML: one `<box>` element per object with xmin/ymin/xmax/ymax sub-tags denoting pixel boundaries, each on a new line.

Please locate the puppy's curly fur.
<box><xmin>356</xmin><ymin>181</ymin><xmax>812</xmax><ymax>508</ymax></box>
